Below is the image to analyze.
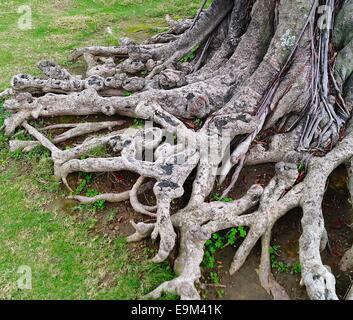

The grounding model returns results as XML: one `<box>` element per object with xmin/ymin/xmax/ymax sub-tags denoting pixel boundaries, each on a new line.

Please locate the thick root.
<box><xmin>3</xmin><ymin>0</ymin><xmax>353</xmax><ymax>302</ymax></box>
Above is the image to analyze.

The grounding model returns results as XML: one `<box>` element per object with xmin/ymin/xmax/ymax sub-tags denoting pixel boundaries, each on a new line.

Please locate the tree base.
<box><xmin>2</xmin><ymin>0</ymin><xmax>353</xmax><ymax>300</ymax></box>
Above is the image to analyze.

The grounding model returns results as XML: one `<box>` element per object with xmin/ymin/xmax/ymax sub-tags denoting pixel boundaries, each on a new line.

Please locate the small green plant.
<box><xmin>75</xmin><ymin>172</ymin><xmax>93</xmax><ymax>194</ymax></box>
<box><xmin>272</xmin><ymin>260</ymin><xmax>289</xmax><ymax>273</ymax></box>
<box><xmin>202</xmin><ymin>227</ymin><xmax>248</xmax><ymax>298</ymax></box>
<box><xmin>75</xmin><ymin>179</ymin><xmax>87</xmax><ymax>194</ymax></box>
<box><xmin>193</xmin><ymin>117</ymin><xmax>203</xmax><ymax>127</ymax></box>
<box><xmin>225</xmin><ymin>226</ymin><xmax>247</xmax><ymax>246</ymax></box>
<box><xmin>80</xmin><ymin>146</ymin><xmax>107</xmax><ymax>159</ymax></box>
<box><xmin>269</xmin><ymin>245</ymin><xmax>302</xmax><ymax>274</ymax></box>
<box><xmin>94</xmin><ymin>200</ymin><xmax>106</xmax><ymax>211</ymax></box>
<box><xmin>86</xmin><ymin>188</ymin><xmax>106</xmax><ymax>211</ymax></box>
<box><xmin>226</xmin><ymin>227</ymin><xmax>237</xmax><ymax>246</ymax></box>
<box><xmin>212</xmin><ymin>193</ymin><xmax>234</xmax><ymax>203</ymax></box>
<box><xmin>13</xmin><ymin>131</ymin><xmax>32</xmax><ymax>141</ymax></box>
<box><xmin>180</xmin><ymin>46</ymin><xmax>199</xmax><ymax>63</ymax></box>
<box><xmin>203</xmin><ymin>234</ymin><xmax>223</xmax><ymax>268</ymax></box>
<box><xmin>216</xmin><ymin>289</ymin><xmax>225</xmax><ymax>298</ymax></box>
<box><xmin>132</xmin><ymin>118</ymin><xmax>145</xmax><ymax>128</ymax></box>
<box><xmin>269</xmin><ymin>245</ymin><xmax>280</xmax><ymax>256</ymax></box>
<box><xmin>203</xmin><ymin>227</ymin><xmax>247</xmax><ymax>269</ymax></box>
<box><xmin>269</xmin><ymin>245</ymin><xmax>288</xmax><ymax>273</ymax></box>
<box><xmin>141</xmin><ymin>68</ymin><xmax>150</xmax><ymax>76</ymax></box>
<box><xmin>210</xmin><ymin>271</ymin><xmax>220</xmax><ymax>284</ymax></box>
<box><xmin>292</xmin><ymin>261</ymin><xmax>302</xmax><ymax>274</ymax></box>
<box><xmin>9</xmin><ymin>150</ymin><xmax>22</xmax><ymax>159</ymax></box>
<box><xmin>237</xmin><ymin>226</ymin><xmax>247</xmax><ymax>238</ymax></box>
<box><xmin>297</xmin><ymin>161</ymin><xmax>305</xmax><ymax>173</ymax></box>
<box><xmin>27</xmin><ymin>145</ymin><xmax>51</xmax><ymax>159</ymax></box>
<box><xmin>123</xmin><ymin>90</ymin><xmax>133</xmax><ymax>96</ymax></box>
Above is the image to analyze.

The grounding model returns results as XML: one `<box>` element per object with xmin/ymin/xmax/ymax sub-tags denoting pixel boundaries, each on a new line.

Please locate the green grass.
<box><xmin>0</xmin><ymin>0</ymin><xmax>201</xmax><ymax>90</ymax></box>
<box><xmin>0</xmin><ymin>0</ymin><xmax>201</xmax><ymax>299</ymax></box>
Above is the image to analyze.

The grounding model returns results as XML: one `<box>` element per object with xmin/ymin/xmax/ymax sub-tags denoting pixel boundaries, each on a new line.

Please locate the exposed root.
<box><xmin>9</xmin><ymin>140</ymin><xmax>40</xmax><ymax>153</ymax></box>
<box><xmin>258</xmin><ymin>228</ymin><xmax>290</xmax><ymax>300</ymax></box>
<box><xmin>3</xmin><ymin>0</ymin><xmax>353</xmax><ymax>301</ymax></box>
<box><xmin>69</xmin><ymin>178</ymin><xmax>155</xmax><ymax>216</ymax></box>
<box><xmin>130</xmin><ymin>176</ymin><xmax>157</xmax><ymax>217</ymax></box>
<box><xmin>69</xmin><ymin>192</ymin><xmax>131</xmax><ymax>204</ymax></box>
<box><xmin>43</xmin><ymin>120</ymin><xmax>125</xmax><ymax>143</ymax></box>
<box><xmin>37</xmin><ymin>60</ymin><xmax>73</xmax><ymax>80</ymax></box>
<box><xmin>0</xmin><ymin>88</ymin><xmax>13</xmax><ymax>100</ymax></box>
<box><xmin>145</xmin><ymin>184</ymin><xmax>264</xmax><ymax>300</ymax></box>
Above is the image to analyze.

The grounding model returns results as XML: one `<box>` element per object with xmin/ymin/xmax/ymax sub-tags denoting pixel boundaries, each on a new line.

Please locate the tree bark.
<box><xmin>2</xmin><ymin>0</ymin><xmax>353</xmax><ymax>300</ymax></box>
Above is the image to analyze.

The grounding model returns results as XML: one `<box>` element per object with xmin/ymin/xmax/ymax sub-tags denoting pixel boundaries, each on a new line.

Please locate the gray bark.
<box><xmin>2</xmin><ymin>0</ymin><xmax>353</xmax><ymax>300</ymax></box>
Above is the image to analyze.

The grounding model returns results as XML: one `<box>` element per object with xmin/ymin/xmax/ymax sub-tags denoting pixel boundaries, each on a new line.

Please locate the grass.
<box><xmin>0</xmin><ymin>0</ymin><xmax>201</xmax><ymax>299</ymax></box>
<box><xmin>0</xmin><ymin>0</ymin><xmax>201</xmax><ymax>90</ymax></box>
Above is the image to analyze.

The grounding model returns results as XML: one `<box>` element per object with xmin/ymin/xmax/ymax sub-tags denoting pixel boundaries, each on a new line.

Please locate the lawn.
<box><xmin>0</xmin><ymin>0</ymin><xmax>200</xmax><ymax>299</ymax></box>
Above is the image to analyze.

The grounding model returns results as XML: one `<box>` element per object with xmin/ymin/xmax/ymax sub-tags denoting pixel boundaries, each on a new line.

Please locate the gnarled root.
<box><xmin>3</xmin><ymin>0</ymin><xmax>353</xmax><ymax>301</ymax></box>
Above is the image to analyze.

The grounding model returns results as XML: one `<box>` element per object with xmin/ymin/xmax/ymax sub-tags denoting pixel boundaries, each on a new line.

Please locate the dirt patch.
<box><xmin>203</xmin><ymin>244</ymin><xmax>271</xmax><ymax>300</ymax></box>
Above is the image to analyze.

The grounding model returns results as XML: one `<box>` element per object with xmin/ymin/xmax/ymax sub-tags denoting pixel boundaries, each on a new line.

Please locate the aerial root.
<box><xmin>346</xmin><ymin>284</ymin><xmax>353</xmax><ymax>300</ymax></box>
<box><xmin>70</xmin><ymin>45</ymin><xmax>130</xmax><ymax>62</ymax></box>
<box><xmin>245</xmin><ymin>125</ymin><xmax>303</xmax><ymax>166</ymax></box>
<box><xmin>145</xmin><ymin>184</ymin><xmax>264</xmax><ymax>300</ymax></box>
<box><xmin>340</xmin><ymin>160</ymin><xmax>353</xmax><ymax>272</ymax></box>
<box><xmin>228</xmin><ymin>163</ymin><xmax>301</xmax><ymax>275</ymax></box>
<box><xmin>21</xmin><ymin>120</ymin><xmax>138</xmax><ymax>182</ymax></box>
<box><xmin>147</xmin><ymin>126</ymin><xmax>353</xmax><ymax>300</ymax></box>
<box><xmin>145</xmin><ymin>0</ymin><xmax>235</xmax><ymax>79</ymax></box>
<box><xmin>217</xmin><ymin>0</ymin><xmax>314</xmax><ymax>189</ymax></box>
<box><xmin>3</xmin><ymin>74</ymin><xmax>232</xmax><ymax>135</ymax></box>
<box><xmin>20</xmin><ymin>110</ymin><xmax>201</xmax><ymax>267</ymax></box>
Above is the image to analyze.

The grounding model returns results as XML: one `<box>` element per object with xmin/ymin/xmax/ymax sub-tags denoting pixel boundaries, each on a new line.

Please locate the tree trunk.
<box><xmin>2</xmin><ymin>0</ymin><xmax>353</xmax><ymax>300</ymax></box>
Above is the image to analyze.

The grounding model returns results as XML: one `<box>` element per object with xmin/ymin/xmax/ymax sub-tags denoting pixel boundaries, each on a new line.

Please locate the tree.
<box><xmin>1</xmin><ymin>0</ymin><xmax>353</xmax><ymax>300</ymax></box>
